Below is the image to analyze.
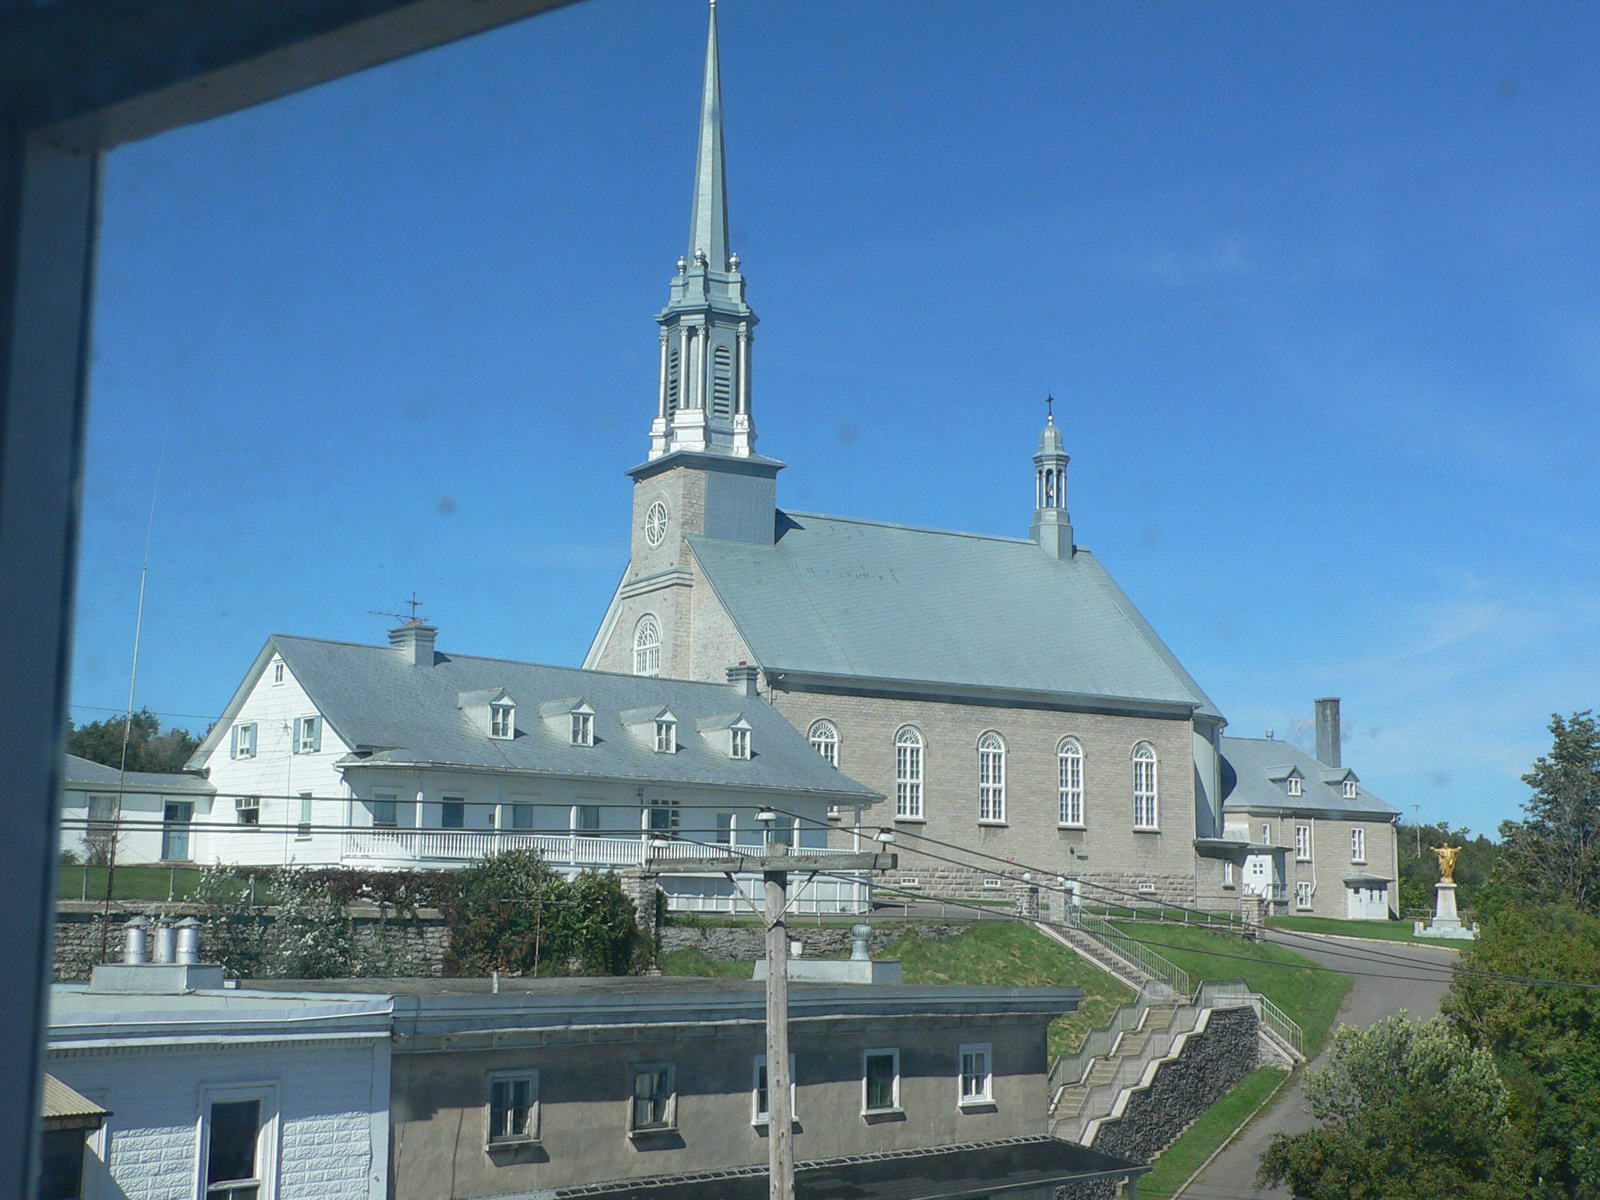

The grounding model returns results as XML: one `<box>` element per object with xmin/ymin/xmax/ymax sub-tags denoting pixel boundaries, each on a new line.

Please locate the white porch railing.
<box><xmin>339</xmin><ymin>830</ymin><xmax>843</xmax><ymax>870</ymax></box>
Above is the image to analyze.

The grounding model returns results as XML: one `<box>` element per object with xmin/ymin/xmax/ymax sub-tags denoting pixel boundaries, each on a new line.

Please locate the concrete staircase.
<box><xmin>1049</xmin><ymin>1001</ymin><xmax>1199</xmax><ymax>1141</ymax></box>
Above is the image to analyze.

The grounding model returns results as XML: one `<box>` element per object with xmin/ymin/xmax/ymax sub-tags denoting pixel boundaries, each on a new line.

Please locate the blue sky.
<box><xmin>73</xmin><ymin>0</ymin><xmax>1600</xmax><ymax>838</ymax></box>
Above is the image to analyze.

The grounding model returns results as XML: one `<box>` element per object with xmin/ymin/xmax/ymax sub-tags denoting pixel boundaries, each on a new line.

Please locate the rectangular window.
<box><xmin>271</xmin><ymin>661</ymin><xmax>284</xmax><ymax>685</ymax></box>
<box><xmin>230</xmin><ymin>723</ymin><xmax>256</xmax><ymax>760</ymax></box>
<box><xmin>293</xmin><ymin>716</ymin><xmax>320</xmax><ymax>755</ymax></box>
<box><xmin>752</xmin><ymin>1053</ymin><xmax>796</xmax><ymax>1124</ymax></box>
<box><xmin>654</xmin><ymin>720</ymin><xmax>675</xmax><ymax>753</ymax></box>
<box><xmin>296</xmin><ymin>793</ymin><xmax>312</xmax><ymax>839</ymax></box>
<box><xmin>628</xmin><ymin>1063</ymin><xmax>676</xmax><ymax>1134</ymax></box>
<box><xmin>1222</xmin><ymin>860</ymin><xmax>1235</xmax><ymax>887</ymax></box>
<box><xmin>372</xmin><ymin>793</ymin><xmax>398</xmax><ymax>827</ymax></box>
<box><xmin>575</xmin><ymin>804</ymin><xmax>602</xmax><ymax>835</ymax></box>
<box><xmin>1133</xmin><ymin>751</ymin><xmax>1159</xmax><ymax>829</ymax></box>
<box><xmin>730</xmin><ymin>727</ymin><xmax>750</xmax><ymax>760</ymax></box>
<box><xmin>978</xmin><ymin>740</ymin><xmax>1006</xmax><ymax>823</ymax></box>
<box><xmin>441</xmin><ymin>798</ymin><xmax>466</xmax><ymax>830</ymax></box>
<box><xmin>1295</xmin><ymin>824</ymin><xmax>1312</xmax><ymax>861</ymax></box>
<box><xmin>235</xmin><ymin>795</ymin><xmax>260</xmax><ymax>826</ymax></box>
<box><xmin>1295</xmin><ymin>881</ymin><xmax>1313</xmax><ymax>910</ymax></box>
<box><xmin>895</xmin><ymin>735</ymin><xmax>923</xmax><ymax>820</ymax></box>
<box><xmin>1058</xmin><ymin>747</ymin><xmax>1084</xmax><ymax>826</ymax></box>
<box><xmin>714</xmin><ymin>812</ymin><xmax>734</xmax><ymax>845</ymax></box>
<box><xmin>487</xmin><ymin>1071</ymin><xmax>538</xmax><ymax>1146</ymax></box>
<box><xmin>510</xmin><ymin>804</ymin><xmax>534</xmax><ymax>830</ymax></box>
<box><xmin>647</xmin><ymin>798</ymin><xmax>680</xmax><ymax>838</ymax></box>
<box><xmin>1351</xmin><ymin>827</ymin><xmax>1366</xmax><ymax>863</ymax></box>
<box><xmin>1287</xmin><ymin>776</ymin><xmax>1302</xmax><ymax>796</ymax></box>
<box><xmin>571</xmin><ymin>711</ymin><xmax>593</xmax><ymax>746</ymax></box>
<box><xmin>1260</xmin><ymin>823</ymin><xmax>1272</xmax><ymax>844</ymax></box>
<box><xmin>863</xmin><ymin>1048</ymin><xmax>900</xmax><ymax>1114</ymax></box>
<box><xmin>85</xmin><ymin>793</ymin><xmax>119</xmax><ymax>863</ymax></box>
<box><xmin>490</xmin><ymin>704</ymin><xmax>514</xmax><ymax>739</ymax></box>
<box><xmin>1343</xmin><ymin>779</ymin><xmax>1358</xmax><ymax>799</ymax></box>
<box><xmin>199</xmin><ymin>1086</ymin><xmax>276</xmax><ymax>1200</ymax></box>
<box><xmin>959</xmin><ymin>1043</ymin><xmax>993</xmax><ymax>1105</ymax></box>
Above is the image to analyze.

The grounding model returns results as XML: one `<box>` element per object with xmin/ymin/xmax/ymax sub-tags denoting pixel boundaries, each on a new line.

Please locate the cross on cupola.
<box><xmin>1031</xmin><ymin>395</ymin><xmax>1075</xmax><ymax>559</ymax></box>
<box><xmin>648</xmin><ymin>0</ymin><xmax>759</xmax><ymax>460</ymax></box>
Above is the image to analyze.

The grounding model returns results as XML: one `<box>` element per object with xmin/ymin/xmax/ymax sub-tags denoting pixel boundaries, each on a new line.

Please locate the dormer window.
<box><xmin>571</xmin><ymin>711</ymin><xmax>594</xmax><ymax>747</ymax></box>
<box><xmin>1286</xmin><ymin>776</ymin><xmax>1302</xmax><ymax>797</ymax></box>
<box><xmin>490</xmin><ymin>703</ymin><xmax>515</xmax><ymax>740</ymax></box>
<box><xmin>655</xmin><ymin>720</ymin><xmax>676</xmax><ymax>754</ymax></box>
<box><xmin>1342</xmin><ymin>779</ymin><xmax>1357</xmax><ymax>799</ymax></box>
<box><xmin>731</xmin><ymin>727</ymin><xmax>751</xmax><ymax>760</ymax></box>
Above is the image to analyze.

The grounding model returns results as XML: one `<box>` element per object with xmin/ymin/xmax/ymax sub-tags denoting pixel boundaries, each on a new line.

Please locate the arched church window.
<box><xmin>978</xmin><ymin>732</ymin><xmax>1006</xmax><ymax>823</ymax></box>
<box><xmin>1132</xmin><ymin>742</ymin><xmax>1159</xmax><ymax>830</ymax></box>
<box><xmin>633</xmin><ymin>614</ymin><xmax>661</xmax><ymax>677</ymax></box>
<box><xmin>1058</xmin><ymin>737</ymin><xmax>1085</xmax><ymax>827</ymax></box>
<box><xmin>894</xmin><ymin>726</ymin><xmax>924</xmax><ymax>820</ymax></box>
<box><xmin>808</xmin><ymin>719</ymin><xmax>839</xmax><ymax>768</ymax></box>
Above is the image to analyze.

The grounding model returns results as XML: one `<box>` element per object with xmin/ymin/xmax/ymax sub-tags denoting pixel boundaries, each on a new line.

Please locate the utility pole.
<box><xmin>645</xmin><ymin>821</ymin><xmax>892</xmax><ymax>1200</ymax></box>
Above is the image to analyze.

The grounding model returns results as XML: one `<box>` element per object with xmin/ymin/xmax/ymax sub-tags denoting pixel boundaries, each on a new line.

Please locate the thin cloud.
<box><xmin>1138</xmin><ymin>237</ymin><xmax>1255</xmax><ymax>287</ymax></box>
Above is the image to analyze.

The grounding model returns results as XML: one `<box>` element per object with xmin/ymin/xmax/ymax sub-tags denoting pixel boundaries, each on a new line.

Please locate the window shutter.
<box><xmin>311</xmin><ymin>716</ymin><xmax>322</xmax><ymax>752</ymax></box>
<box><xmin>230</xmin><ymin>726</ymin><xmax>238</xmax><ymax>759</ymax></box>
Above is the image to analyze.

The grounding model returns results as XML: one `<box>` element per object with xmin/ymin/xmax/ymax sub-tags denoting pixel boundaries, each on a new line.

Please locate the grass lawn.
<box><xmin>58</xmin><ymin>864</ymin><xmax>206</xmax><ymax>901</ymax></box>
<box><xmin>1138</xmin><ymin>1066</ymin><xmax>1290</xmax><ymax>1199</ymax></box>
<box><xmin>1110</xmin><ymin>921</ymin><xmax>1351</xmax><ymax>1057</ymax></box>
<box><xmin>1267</xmin><ymin>914</ymin><xmax>1444</xmax><ymax>945</ymax></box>
<box><xmin>658</xmin><ymin>921</ymin><xmax>1134</xmax><ymax>1060</ymax></box>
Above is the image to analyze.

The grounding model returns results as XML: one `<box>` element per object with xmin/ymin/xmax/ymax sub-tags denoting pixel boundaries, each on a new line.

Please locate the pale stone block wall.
<box><xmin>1239</xmin><ymin>809</ymin><xmax>1400</xmax><ymax>919</ymax></box>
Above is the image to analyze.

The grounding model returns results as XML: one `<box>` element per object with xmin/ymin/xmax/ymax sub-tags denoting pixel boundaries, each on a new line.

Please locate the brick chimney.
<box><xmin>726</xmin><ymin>663</ymin><xmax>760</xmax><ymax>698</ymax></box>
<box><xmin>390</xmin><ymin>621</ymin><xmax>438</xmax><ymax>667</ymax></box>
<box><xmin>1314</xmin><ymin>697</ymin><xmax>1341</xmax><ymax>767</ymax></box>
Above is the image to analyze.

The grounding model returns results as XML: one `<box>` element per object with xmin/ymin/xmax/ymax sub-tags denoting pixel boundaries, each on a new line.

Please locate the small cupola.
<box><xmin>1030</xmin><ymin>396</ymin><xmax>1074</xmax><ymax>560</ymax></box>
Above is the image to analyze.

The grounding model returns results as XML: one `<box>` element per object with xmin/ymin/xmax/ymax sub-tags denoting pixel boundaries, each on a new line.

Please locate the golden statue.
<box><xmin>1434</xmin><ymin>845</ymin><xmax>1461</xmax><ymax>884</ymax></box>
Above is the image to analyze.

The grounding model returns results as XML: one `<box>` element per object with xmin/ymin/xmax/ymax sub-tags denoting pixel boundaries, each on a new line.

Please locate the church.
<box><xmin>582</xmin><ymin>3</ymin><xmax>1253</xmax><ymax>913</ymax></box>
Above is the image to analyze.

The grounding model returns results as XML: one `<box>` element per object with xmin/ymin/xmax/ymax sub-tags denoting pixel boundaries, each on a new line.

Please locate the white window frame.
<box><xmin>958</xmin><ymin>1042</ymin><xmax>994</xmax><ymax>1107</ymax></box>
<box><xmin>1295</xmin><ymin>881</ymin><xmax>1314</xmax><ymax>910</ymax></box>
<box><xmin>440</xmin><ymin>797</ymin><xmax>466</xmax><ymax>830</ymax></box>
<box><xmin>654</xmin><ymin>719</ymin><xmax>675</xmax><ymax>754</ymax></box>
<box><xmin>627</xmin><ymin>1062</ymin><xmax>677</xmax><ymax>1135</ymax></box>
<box><xmin>270</xmin><ymin>661</ymin><xmax>284</xmax><ymax>686</ymax></box>
<box><xmin>1058</xmin><ymin>737</ymin><xmax>1085</xmax><ymax>827</ymax></box>
<box><xmin>643</xmin><ymin>499</ymin><xmax>669</xmax><ymax>548</ymax></box>
<box><xmin>486</xmin><ymin>1069</ymin><xmax>540</xmax><ymax>1147</ymax></box>
<box><xmin>293</xmin><ymin>715</ymin><xmax>319</xmax><ymax>755</ymax></box>
<box><xmin>647</xmin><ymin>798</ymin><xmax>680</xmax><ymax>838</ymax></box>
<box><xmin>490</xmin><ymin>703</ymin><xmax>514</xmax><ymax>740</ymax></box>
<box><xmin>570</xmin><ymin>710</ymin><xmax>593</xmax><ymax>747</ymax></box>
<box><xmin>1350</xmin><ymin>827</ymin><xmax>1366</xmax><ymax>863</ymax></box>
<box><xmin>894</xmin><ymin>726</ymin><xmax>924</xmax><ymax>820</ymax></box>
<box><xmin>371</xmin><ymin>792</ymin><xmax>398</xmax><ymax>828</ymax></box>
<box><xmin>1342</xmin><ymin>779</ymin><xmax>1358</xmax><ymax>799</ymax></box>
<box><xmin>234</xmin><ymin>795</ymin><xmax>260</xmax><ymax>826</ymax></box>
<box><xmin>1132</xmin><ymin>742</ymin><xmax>1159</xmax><ymax>830</ymax></box>
<box><xmin>861</xmin><ymin>1047</ymin><xmax>901</xmax><ymax>1116</ymax></box>
<box><xmin>751</xmin><ymin>1053</ymin><xmax>796</xmax><ymax>1126</ymax></box>
<box><xmin>977</xmin><ymin>732</ymin><xmax>1006</xmax><ymax>824</ymax></box>
<box><xmin>633</xmin><ymin>614</ymin><xmax>661</xmax><ymax>677</ymax></box>
<box><xmin>730</xmin><ymin>726</ymin><xmax>751</xmax><ymax>760</ymax></box>
<box><xmin>296</xmin><ymin>793</ymin><xmax>312</xmax><ymax>840</ymax></box>
<box><xmin>195</xmin><ymin>1082</ymin><xmax>278</xmax><ymax>1200</ymax></box>
<box><xmin>1222</xmin><ymin>860</ymin><xmax>1235</xmax><ymax>887</ymax></box>
<box><xmin>1295</xmin><ymin>824</ymin><xmax>1312</xmax><ymax>862</ymax></box>
<box><xmin>1260</xmin><ymin>823</ymin><xmax>1272</xmax><ymax>844</ymax></box>
<box><xmin>1286</xmin><ymin>775</ymin><xmax>1302</xmax><ymax>796</ymax></box>
<box><xmin>231</xmin><ymin>722</ymin><xmax>256</xmax><ymax>760</ymax></box>
<box><xmin>808</xmin><ymin>719</ymin><xmax>839</xmax><ymax>767</ymax></box>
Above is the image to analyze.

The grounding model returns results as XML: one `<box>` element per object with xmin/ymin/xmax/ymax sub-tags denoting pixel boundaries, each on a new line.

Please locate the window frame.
<box><xmin>231</xmin><ymin>722</ymin><xmax>257</xmax><ymax>760</ymax></box>
<box><xmin>808</xmin><ymin>719</ymin><xmax>839</xmax><ymax>767</ymax></box>
<box><xmin>292</xmin><ymin>715</ymin><xmax>320</xmax><ymax>756</ymax></box>
<box><xmin>1342</xmin><ymin>779</ymin><xmax>1358</xmax><ymax>799</ymax></box>
<box><xmin>270</xmin><ymin>660</ymin><xmax>284</xmax><ymax>686</ymax></box>
<box><xmin>730</xmin><ymin>726</ymin><xmax>751</xmax><ymax>760</ymax></box>
<box><xmin>575</xmin><ymin>804</ymin><xmax>602</xmax><ymax>836</ymax></box>
<box><xmin>894</xmin><ymin>726</ymin><xmax>924</xmax><ymax>821</ymax></box>
<box><xmin>1132</xmin><ymin>742</ymin><xmax>1159</xmax><ymax>830</ymax></box>
<box><xmin>489</xmin><ymin>703</ymin><xmax>515</xmax><ymax>740</ymax></box>
<box><xmin>440</xmin><ymin>797</ymin><xmax>466</xmax><ymax>830</ymax></box>
<box><xmin>1057</xmin><ymin>736</ymin><xmax>1085</xmax><ymax>828</ymax></box>
<box><xmin>977</xmin><ymin>731</ymin><xmax>1006</xmax><ymax>824</ymax></box>
<box><xmin>371</xmin><ymin>792</ymin><xmax>398</xmax><ymax>828</ymax></box>
<box><xmin>1350</xmin><ymin>827</ymin><xmax>1366</xmax><ymax>864</ymax></box>
<box><xmin>1295</xmin><ymin>824</ymin><xmax>1312</xmax><ymax>862</ymax></box>
<box><xmin>643</xmin><ymin>499</ymin><xmax>669</xmax><ymax>548</ymax></box>
<box><xmin>751</xmin><ymin>1052</ymin><xmax>796</xmax><ymax>1126</ymax></box>
<box><xmin>508</xmin><ymin>803</ymin><xmax>534</xmax><ymax>831</ymax></box>
<box><xmin>195</xmin><ymin>1082</ymin><xmax>278</xmax><ymax>1200</ymax></box>
<box><xmin>861</xmin><ymin>1047</ymin><xmax>901</xmax><ymax>1116</ymax></box>
<box><xmin>1222</xmin><ymin>859</ymin><xmax>1235</xmax><ymax>888</ymax></box>
<box><xmin>295</xmin><ymin>793</ymin><xmax>312</xmax><ymax>840</ymax></box>
<box><xmin>1294</xmin><ymin>881</ymin><xmax>1314</xmax><ymax>910</ymax></box>
<box><xmin>234</xmin><ymin>795</ymin><xmax>260</xmax><ymax>826</ymax></box>
<box><xmin>486</xmin><ymin>1069</ymin><xmax>540</xmax><ymax>1148</ymax></box>
<box><xmin>633</xmin><ymin>614</ymin><xmax>662</xmax><ymax>677</ymax></box>
<box><xmin>654</xmin><ymin>719</ymin><xmax>675</xmax><ymax>754</ymax></box>
<box><xmin>958</xmin><ymin>1042</ymin><xmax>994</xmax><ymax>1107</ymax></box>
<box><xmin>570</xmin><ymin>710</ymin><xmax>594</xmax><ymax>747</ymax></box>
<box><xmin>1286</xmin><ymin>775</ymin><xmax>1302</xmax><ymax>797</ymax></box>
<box><xmin>627</xmin><ymin>1062</ymin><xmax>677</xmax><ymax>1135</ymax></box>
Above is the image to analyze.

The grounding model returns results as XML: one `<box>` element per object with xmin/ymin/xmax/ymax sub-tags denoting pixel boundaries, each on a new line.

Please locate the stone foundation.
<box><xmin>660</xmin><ymin>920</ymin><xmax>969</xmax><ymax>962</ymax></box>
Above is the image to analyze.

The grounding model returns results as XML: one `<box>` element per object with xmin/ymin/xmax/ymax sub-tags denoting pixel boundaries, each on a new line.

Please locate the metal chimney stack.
<box><xmin>1315</xmin><ymin>697</ymin><xmax>1342</xmax><ymax>767</ymax></box>
<box><xmin>123</xmin><ymin>916</ymin><xmax>149</xmax><ymax>964</ymax></box>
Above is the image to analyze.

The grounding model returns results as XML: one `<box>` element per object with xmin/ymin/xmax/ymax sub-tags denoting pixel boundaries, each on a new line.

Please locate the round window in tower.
<box><xmin>644</xmin><ymin>500</ymin><xmax>669</xmax><ymax>548</ymax></box>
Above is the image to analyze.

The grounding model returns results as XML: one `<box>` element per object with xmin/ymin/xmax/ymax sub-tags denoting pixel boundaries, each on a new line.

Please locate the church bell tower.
<box><xmin>1031</xmin><ymin>397</ymin><xmax>1074</xmax><ymax>559</ymax></box>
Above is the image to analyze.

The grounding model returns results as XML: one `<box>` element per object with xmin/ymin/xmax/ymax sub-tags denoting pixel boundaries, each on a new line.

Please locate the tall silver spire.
<box><xmin>687</xmin><ymin>0</ymin><xmax>729</xmax><ymax>271</ymax></box>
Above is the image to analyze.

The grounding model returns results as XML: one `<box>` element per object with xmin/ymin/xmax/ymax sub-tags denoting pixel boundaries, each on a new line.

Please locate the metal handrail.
<box><xmin>1068</xmin><ymin>908</ymin><xmax>1194</xmax><ymax>999</ymax></box>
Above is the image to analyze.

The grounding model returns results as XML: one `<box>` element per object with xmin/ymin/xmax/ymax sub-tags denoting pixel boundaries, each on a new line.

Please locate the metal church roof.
<box><xmin>688</xmin><ymin>512</ymin><xmax>1222</xmax><ymax>718</ymax></box>
<box><xmin>191</xmin><ymin>635</ymin><xmax>880</xmax><ymax>803</ymax></box>
<box><xmin>1220</xmin><ymin>735</ymin><xmax>1398</xmax><ymax>818</ymax></box>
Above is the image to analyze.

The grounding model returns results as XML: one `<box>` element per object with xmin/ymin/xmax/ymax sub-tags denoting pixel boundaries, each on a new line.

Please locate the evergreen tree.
<box><xmin>1493</xmin><ymin>711</ymin><xmax>1600</xmax><ymax>915</ymax></box>
<box><xmin>66</xmin><ymin>707</ymin><xmax>200</xmax><ymax>773</ymax></box>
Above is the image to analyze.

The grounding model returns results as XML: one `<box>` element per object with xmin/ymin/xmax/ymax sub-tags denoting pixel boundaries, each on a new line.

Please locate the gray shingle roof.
<box><xmin>197</xmin><ymin>636</ymin><xmax>879</xmax><ymax>802</ymax></box>
<box><xmin>688</xmin><ymin>513</ymin><xmax>1222</xmax><ymax>718</ymax></box>
<box><xmin>1220</xmin><ymin>736</ymin><xmax>1397</xmax><ymax>817</ymax></box>
<box><xmin>62</xmin><ymin>754</ymin><xmax>214</xmax><ymax>795</ymax></box>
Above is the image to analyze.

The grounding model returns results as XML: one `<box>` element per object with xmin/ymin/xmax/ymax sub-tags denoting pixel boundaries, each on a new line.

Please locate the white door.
<box><xmin>1244</xmin><ymin>854</ymin><xmax>1272</xmax><ymax>897</ymax></box>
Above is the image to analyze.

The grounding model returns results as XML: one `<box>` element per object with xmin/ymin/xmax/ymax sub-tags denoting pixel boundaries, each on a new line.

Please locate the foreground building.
<box><xmin>183</xmin><ymin>622</ymin><xmax>881</xmax><ymax>913</ymax></box>
<box><xmin>58</xmin><ymin>754</ymin><xmax>216</xmax><ymax>865</ymax></box>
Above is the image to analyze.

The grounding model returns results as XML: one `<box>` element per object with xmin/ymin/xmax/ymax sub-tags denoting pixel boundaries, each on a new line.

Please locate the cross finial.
<box><xmin>1045</xmin><ymin>393</ymin><xmax>1055</xmax><ymax>423</ymax></box>
<box><xmin>407</xmin><ymin>592</ymin><xmax>424</xmax><ymax>620</ymax></box>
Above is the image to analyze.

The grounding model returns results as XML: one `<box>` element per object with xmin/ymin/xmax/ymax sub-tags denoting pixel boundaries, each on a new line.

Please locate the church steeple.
<box><xmin>1031</xmin><ymin>396</ymin><xmax>1074</xmax><ymax>559</ymax></box>
<box><xmin>648</xmin><ymin>0</ymin><xmax>759</xmax><ymax>461</ymax></box>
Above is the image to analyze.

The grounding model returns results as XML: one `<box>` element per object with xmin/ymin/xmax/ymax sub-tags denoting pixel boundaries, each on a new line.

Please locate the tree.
<box><xmin>1395</xmin><ymin>821</ymin><xmax>1498</xmax><ymax>917</ymax></box>
<box><xmin>1443</xmin><ymin>904</ymin><xmax>1600</xmax><ymax>1198</ymax></box>
<box><xmin>67</xmin><ymin>707</ymin><xmax>200</xmax><ymax>774</ymax></box>
<box><xmin>1258</xmin><ymin>1014</ymin><xmax>1532</xmax><ymax>1200</ymax></box>
<box><xmin>1491</xmin><ymin>711</ymin><xmax>1600</xmax><ymax>915</ymax></box>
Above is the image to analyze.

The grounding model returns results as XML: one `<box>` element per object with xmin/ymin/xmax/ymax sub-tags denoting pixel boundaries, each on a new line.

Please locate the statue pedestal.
<box><xmin>1414</xmin><ymin>881</ymin><xmax>1477</xmax><ymax>940</ymax></box>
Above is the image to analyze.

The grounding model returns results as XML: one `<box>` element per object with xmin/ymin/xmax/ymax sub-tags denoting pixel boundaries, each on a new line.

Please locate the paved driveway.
<box><xmin>1177</xmin><ymin>932</ymin><xmax>1462</xmax><ymax>1199</ymax></box>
